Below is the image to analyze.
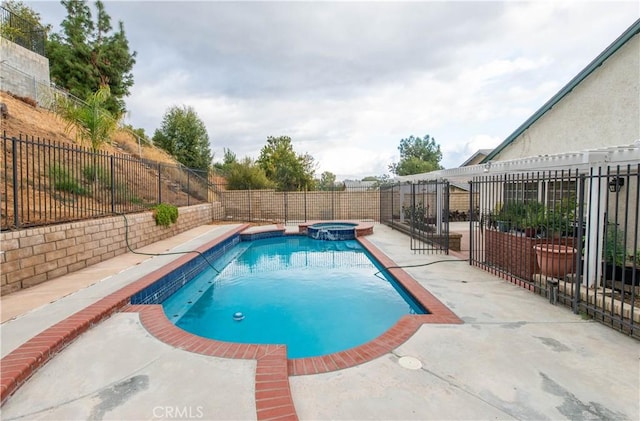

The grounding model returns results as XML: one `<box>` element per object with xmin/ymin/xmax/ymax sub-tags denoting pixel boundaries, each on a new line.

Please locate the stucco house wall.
<box><xmin>492</xmin><ymin>31</ymin><xmax>639</xmax><ymax>161</ymax></box>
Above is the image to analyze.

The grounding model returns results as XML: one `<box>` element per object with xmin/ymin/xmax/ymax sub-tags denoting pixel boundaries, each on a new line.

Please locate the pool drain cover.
<box><xmin>398</xmin><ymin>356</ymin><xmax>422</xmax><ymax>370</ymax></box>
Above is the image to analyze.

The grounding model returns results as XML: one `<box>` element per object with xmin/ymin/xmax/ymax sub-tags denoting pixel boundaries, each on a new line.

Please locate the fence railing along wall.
<box><xmin>469</xmin><ymin>164</ymin><xmax>639</xmax><ymax>338</ymax></box>
<box><xmin>215</xmin><ymin>187</ymin><xmax>380</xmax><ymax>223</ymax></box>
<box><xmin>1</xmin><ymin>133</ymin><xmax>215</xmax><ymax>230</ymax></box>
<box><xmin>0</xmin><ymin>6</ymin><xmax>46</xmax><ymax>56</ymax></box>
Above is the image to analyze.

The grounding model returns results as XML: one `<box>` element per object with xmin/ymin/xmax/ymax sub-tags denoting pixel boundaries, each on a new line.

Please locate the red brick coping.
<box><xmin>0</xmin><ymin>223</ymin><xmax>461</xmax><ymax>421</ymax></box>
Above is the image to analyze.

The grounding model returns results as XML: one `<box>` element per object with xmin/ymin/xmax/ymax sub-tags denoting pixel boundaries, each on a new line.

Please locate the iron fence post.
<box><xmin>157</xmin><ymin>162</ymin><xmax>162</xmax><ymax>203</ymax></box>
<box><xmin>574</xmin><ymin>174</ymin><xmax>586</xmax><ymax>314</ymax></box>
<box><xmin>331</xmin><ymin>188</ymin><xmax>335</xmax><ymax>220</ymax></box>
<box><xmin>469</xmin><ymin>180</ymin><xmax>474</xmax><ymax>266</ymax></box>
<box><xmin>110</xmin><ymin>156</ymin><xmax>115</xmax><ymax>214</ymax></box>
<box><xmin>284</xmin><ymin>191</ymin><xmax>288</xmax><ymax>224</ymax></box>
<box><xmin>11</xmin><ymin>137</ymin><xmax>19</xmax><ymax>228</ymax></box>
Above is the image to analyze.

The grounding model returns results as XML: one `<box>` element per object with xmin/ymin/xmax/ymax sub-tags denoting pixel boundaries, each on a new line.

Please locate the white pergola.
<box><xmin>393</xmin><ymin>139</ymin><xmax>640</xmax><ymax>287</ymax></box>
<box><xmin>396</xmin><ymin>139</ymin><xmax>640</xmax><ymax>184</ymax></box>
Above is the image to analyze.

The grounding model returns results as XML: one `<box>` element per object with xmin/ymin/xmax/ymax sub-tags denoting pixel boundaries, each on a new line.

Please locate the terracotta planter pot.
<box><xmin>534</xmin><ymin>245</ymin><xmax>577</xmax><ymax>278</ymax></box>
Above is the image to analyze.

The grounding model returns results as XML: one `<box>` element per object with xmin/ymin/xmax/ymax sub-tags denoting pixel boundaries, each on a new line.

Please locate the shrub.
<box><xmin>50</xmin><ymin>164</ymin><xmax>87</xmax><ymax>195</ymax></box>
<box><xmin>604</xmin><ymin>223</ymin><xmax>626</xmax><ymax>266</ymax></box>
<box><xmin>82</xmin><ymin>164</ymin><xmax>111</xmax><ymax>185</ymax></box>
<box><xmin>154</xmin><ymin>203</ymin><xmax>179</xmax><ymax>226</ymax></box>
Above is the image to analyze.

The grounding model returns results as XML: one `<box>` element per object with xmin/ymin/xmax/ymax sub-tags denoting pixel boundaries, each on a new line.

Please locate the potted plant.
<box><xmin>402</xmin><ymin>203</ymin><xmax>434</xmax><ymax>232</ymax></box>
<box><xmin>494</xmin><ymin>201</ymin><xmax>525</xmax><ymax>232</ymax></box>
<box><xmin>534</xmin><ymin>198</ymin><xmax>578</xmax><ymax>278</ymax></box>
<box><xmin>518</xmin><ymin>201</ymin><xmax>546</xmax><ymax>237</ymax></box>
<box><xmin>534</xmin><ymin>242</ymin><xmax>577</xmax><ymax>279</ymax></box>
<box><xmin>542</xmin><ymin>197</ymin><xmax>576</xmax><ymax>240</ymax></box>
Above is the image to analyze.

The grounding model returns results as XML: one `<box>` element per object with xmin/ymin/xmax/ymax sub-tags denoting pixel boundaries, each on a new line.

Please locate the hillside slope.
<box><xmin>0</xmin><ymin>90</ymin><xmax>177</xmax><ymax>163</ymax></box>
<box><xmin>1</xmin><ymin>90</ymin><xmax>223</xmax><ymax>230</ymax></box>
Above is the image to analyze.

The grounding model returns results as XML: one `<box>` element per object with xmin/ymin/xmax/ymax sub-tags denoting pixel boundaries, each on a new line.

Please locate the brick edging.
<box><xmin>130</xmin><ymin>305</ymin><xmax>298</xmax><ymax>421</ymax></box>
<box><xmin>0</xmin><ymin>294</ymin><xmax>129</xmax><ymax>404</ymax></box>
<box><xmin>0</xmin><ymin>224</ymin><xmax>249</xmax><ymax>407</ymax></box>
<box><xmin>1</xmin><ymin>223</ymin><xmax>462</xmax><ymax>420</ymax></box>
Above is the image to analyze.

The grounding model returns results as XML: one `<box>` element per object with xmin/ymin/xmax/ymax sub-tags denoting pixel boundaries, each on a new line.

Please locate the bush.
<box><xmin>605</xmin><ymin>223</ymin><xmax>627</xmax><ymax>266</ymax></box>
<box><xmin>83</xmin><ymin>164</ymin><xmax>111</xmax><ymax>185</ymax></box>
<box><xmin>154</xmin><ymin>203</ymin><xmax>179</xmax><ymax>226</ymax></box>
<box><xmin>50</xmin><ymin>164</ymin><xmax>87</xmax><ymax>195</ymax></box>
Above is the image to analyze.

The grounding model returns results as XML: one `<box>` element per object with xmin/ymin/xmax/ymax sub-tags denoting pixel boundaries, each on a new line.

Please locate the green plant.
<box><xmin>154</xmin><ymin>204</ymin><xmax>179</xmax><ymax>227</ymax></box>
<box><xmin>604</xmin><ymin>223</ymin><xmax>626</xmax><ymax>266</ymax></box>
<box><xmin>50</xmin><ymin>164</ymin><xmax>87</xmax><ymax>195</ymax></box>
<box><xmin>402</xmin><ymin>203</ymin><xmax>435</xmax><ymax>232</ymax></box>
<box><xmin>521</xmin><ymin>201</ymin><xmax>546</xmax><ymax>229</ymax></box>
<box><xmin>54</xmin><ymin>86</ymin><xmax>122</xmax><ymax>151</ymax></box>
<box><xmin>544</xmin><ymin>197</ymin><xmax>577</xmax><ymax>236</ymax></box>
<box><xmin>82</xmin><ymin>164</ymin><xmax>111</xmax><ymax>185</ymax></box>
<box><xmin>403</xmin><ymin>203</ymin><xmax>427</xmax><ymax>222</ymax></box>
<box><xmin>495</xmin><ymin>201</ymin><xmax>527</xmax><ymax>231</ymax></box>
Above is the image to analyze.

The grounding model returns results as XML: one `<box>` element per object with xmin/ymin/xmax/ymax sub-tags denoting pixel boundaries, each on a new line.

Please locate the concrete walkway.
<box><xmin>1</xmin><ymin>223</ymin><xmax>638</xmax><ymax>420</ymax></box>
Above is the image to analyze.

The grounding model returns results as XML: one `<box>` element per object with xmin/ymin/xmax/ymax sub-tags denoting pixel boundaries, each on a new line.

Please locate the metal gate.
<box><xmin>468</xmin><ymin>165</ymin><xmax>639</xmax><ymax>339</ymax></box>
<box><xmin>380</xmin><ymin>180</ymin><xmax>450</xmax><ymax>253</ymax></box>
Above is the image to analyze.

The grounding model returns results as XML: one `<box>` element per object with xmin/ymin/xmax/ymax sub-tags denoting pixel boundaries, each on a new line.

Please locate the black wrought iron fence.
<box><xmin>469</xmin><ymin>165</ymin><xmax>639</xmax><ymax>338</ymax></box>
<box><xmin>1</xmin><ymin>133</ymin><xmax>214</xmax><ymax>230</ymax></box>
<box><xmin>213</xmin><ymin>186</ymin><xmax>380</xmax><ymax>223</ymax></box>
<box><xmin>380</xmin><ymin>181</ymin><xmax>451</xmax><ymax>253</ymax></box>
<box><xmin>1</xmin><ymin>5</ymin><xmax>46</xmax><ymax>56</ymax></box>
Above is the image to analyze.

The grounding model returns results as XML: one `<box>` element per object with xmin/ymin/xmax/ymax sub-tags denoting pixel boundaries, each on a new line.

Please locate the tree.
<box><xmin>0</xmin><ymin>1</ymin><xmax>50</xmax><ymax>52</ymax></box>
<box><xmin>54</xmin><ymin>85</ymin><xmax>120</xmax><ymax>185</ymax></box>
<box><xmin>389</xmin><ymin>134</ymin><xmax>443</xmax><ymax>176</ymax></box>
<box><xmin>213</xmin><ymin>148</ymin><xmax>238</xmax><ymax>177</ymax></box>
<box><xmin>122</xmin><ymin>124</ymin><xmax>151</xmax><ymax>146</ymax></box>
<box><xmin>153</xmin><ymin>105</ymin><xmax>213</xmax><ymax>173</ymax></box>
<box><xmin>362</xmin><ymin>174</ymin><xmax>392</xmax><ymax>189</ymax></box>
<box><xmin>226</xmin><ymin>157</ymin><xmax>274</xmax><ymax>190</ymax></box>
<box><xmin>256</xmin><ymin>136</ymin><xmax>316</xmax><ymax>191</ymax></box>
<box><xmin>54</xmin><ymin>85</ymin><xmax>121</xmax><ymax>151</ymax></box>
<box><xmin>47</xmin><ymin>0</ymin><xmax>136</xmax><ymax>115</ymax></box>
<box><xmin>317</xmin><ymin>171</ymin><xmax>337</xmax><ymax>191</ymax></box>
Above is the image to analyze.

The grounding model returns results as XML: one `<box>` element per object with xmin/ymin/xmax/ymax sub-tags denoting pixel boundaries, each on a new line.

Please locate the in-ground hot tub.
<box><xmin>307</xmin><ymin>222</ymin><xmax>358</xmax><ymax>240</ymax></box>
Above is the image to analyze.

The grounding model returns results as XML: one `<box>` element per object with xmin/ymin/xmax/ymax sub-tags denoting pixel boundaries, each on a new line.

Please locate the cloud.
<box><xmin>29</xmin><ymin>0</ymin><xmax>640</xmax><ymax>180</ymax></box>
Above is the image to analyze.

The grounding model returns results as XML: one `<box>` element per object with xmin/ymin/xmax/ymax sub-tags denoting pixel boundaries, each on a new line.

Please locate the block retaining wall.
<box><xmin>0</xmin><ymin>203</ymin><xmax>223</xmax><ymax>295</ymax></box>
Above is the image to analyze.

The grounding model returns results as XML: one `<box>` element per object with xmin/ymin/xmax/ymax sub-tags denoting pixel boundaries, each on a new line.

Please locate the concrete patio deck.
<box><xmin>0</xmin><ymin>223</ymin><xmax>638</xmax><ymax>420</ymax></box>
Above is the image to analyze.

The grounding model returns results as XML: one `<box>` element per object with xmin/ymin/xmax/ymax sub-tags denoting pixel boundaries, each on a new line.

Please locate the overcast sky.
<box><xmin>28</xmin><ymin>0</ymin><xmax>639</xmax><ymax>180</ymax></box>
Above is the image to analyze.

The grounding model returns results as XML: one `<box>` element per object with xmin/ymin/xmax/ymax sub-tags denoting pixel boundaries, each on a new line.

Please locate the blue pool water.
<box><xmin>162</xmin><ymin>236</ymin><xmax>425</xmax><ymax>358</ymax></box>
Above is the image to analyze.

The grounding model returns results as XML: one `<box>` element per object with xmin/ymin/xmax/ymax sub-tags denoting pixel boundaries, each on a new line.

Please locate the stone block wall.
<box><xmin>0</xmin><ymin>38</ymin><xmax>50</xmax><ymax>104</ymax></box>
<box><xmin>0</xmin><ymin>203</ymin><xmax>216</xmax><ymax>295</ymax></box>
<box><xmin>219</xmin><ymin>190</ymin><xmax>380</xmax><ymax>221</ymax></box>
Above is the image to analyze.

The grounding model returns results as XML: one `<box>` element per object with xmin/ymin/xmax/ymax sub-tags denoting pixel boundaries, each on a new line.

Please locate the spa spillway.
<box><xmin>307</xmin><ymin>222</ymin><xmax>358</xmax><ymax>241</ymax></box>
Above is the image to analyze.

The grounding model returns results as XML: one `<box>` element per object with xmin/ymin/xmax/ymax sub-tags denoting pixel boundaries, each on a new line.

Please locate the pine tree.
<box><xmin>47</xmin><ymin>0</ymin><xmax>136</xmax><ymax>115</ymax></box>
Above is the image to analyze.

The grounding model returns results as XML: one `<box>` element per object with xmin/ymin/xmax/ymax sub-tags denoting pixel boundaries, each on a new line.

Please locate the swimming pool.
<box><xmin>162</xmin><ymin>235</ymin><xmax>426</xmax><ymax>358</ymax></box>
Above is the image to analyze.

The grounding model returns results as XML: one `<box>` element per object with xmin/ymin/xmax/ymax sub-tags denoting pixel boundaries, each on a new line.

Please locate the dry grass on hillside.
<box><xmin>0</xmin><ymin>90</ymin><xmax>179</xmax><ymax>165</ymax></box>
<box><xmin>1</xmin><ymin>90</ymin><xmax>227</xmax><ymax>230</ymax></box>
